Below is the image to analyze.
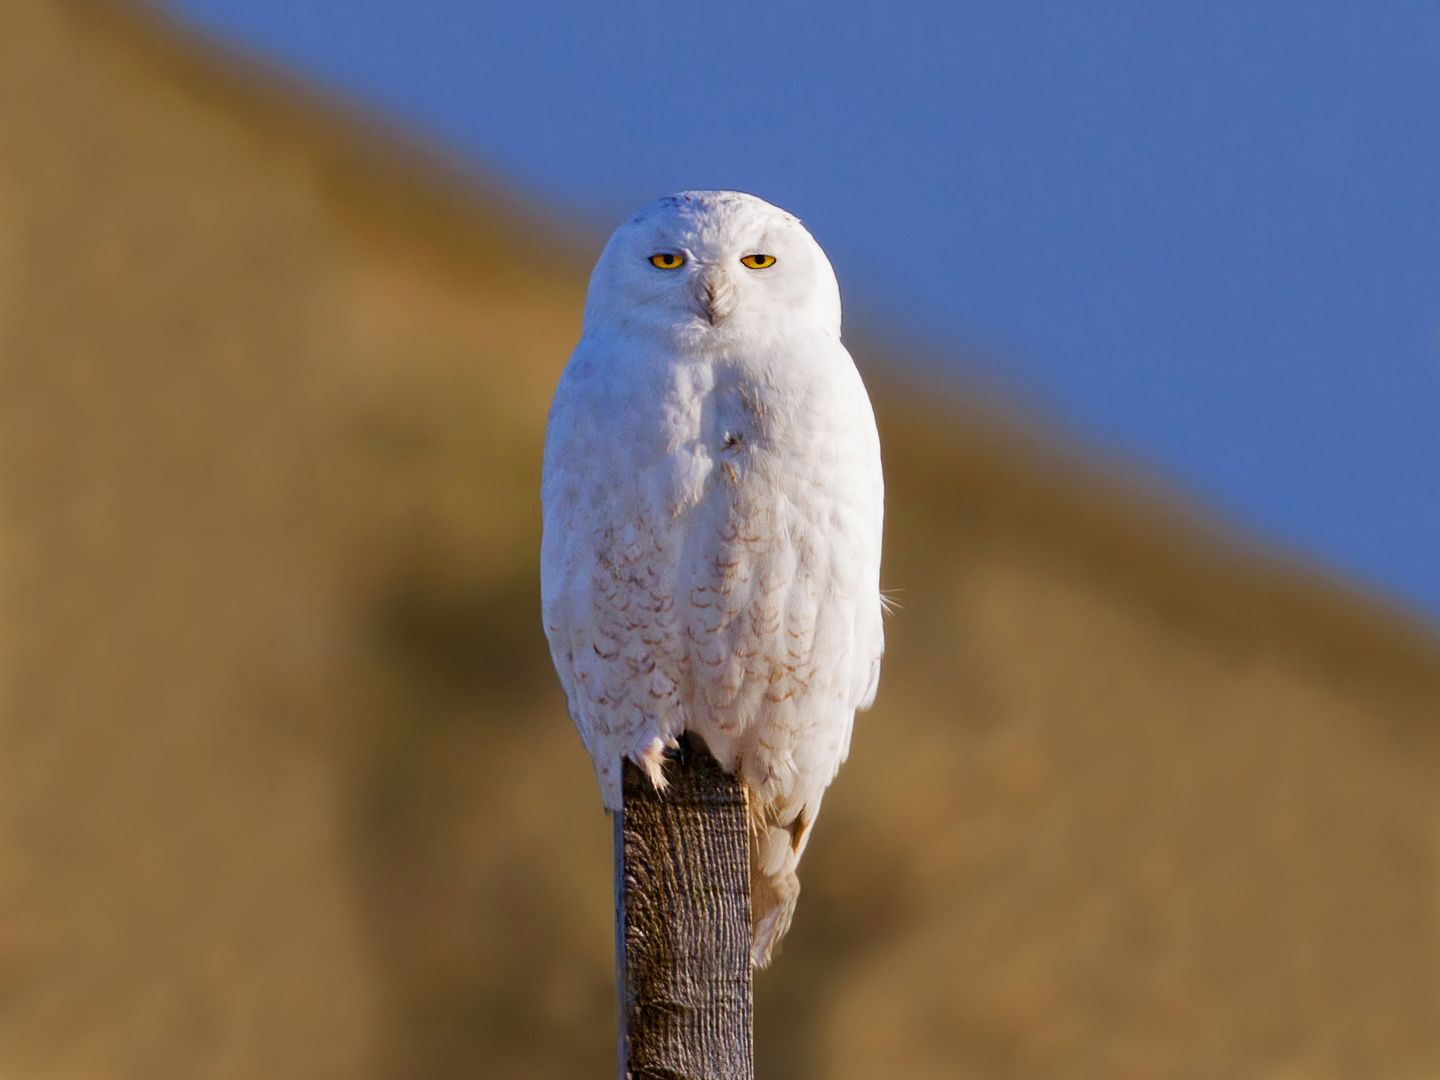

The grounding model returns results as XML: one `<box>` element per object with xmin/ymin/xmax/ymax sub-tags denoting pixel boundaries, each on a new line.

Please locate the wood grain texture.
<box><xmin>616</xmin><ymin>733</ymin><xmax>754</xmax><ymax>1080</ymax></box>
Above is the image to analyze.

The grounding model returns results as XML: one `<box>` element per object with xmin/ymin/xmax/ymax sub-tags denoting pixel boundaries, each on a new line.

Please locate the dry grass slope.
<box><xmin>1</xmin><ymin>2</ymin><xmax>1438</xmax><ymax>1077</ymax></box>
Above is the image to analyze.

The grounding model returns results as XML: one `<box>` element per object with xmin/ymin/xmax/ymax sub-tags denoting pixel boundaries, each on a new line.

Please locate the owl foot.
<box><xmin>633</xmin><ymin>736</ymin><xmax>670</xmax><ymax>793</ymax></box>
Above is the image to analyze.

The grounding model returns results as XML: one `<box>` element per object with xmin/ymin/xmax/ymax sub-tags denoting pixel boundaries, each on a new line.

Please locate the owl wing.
<box><xmin>541</xmin><ymin>340</ymin><xmax>691</xmax><ymax>808</ymax></box>
<box><xmin>676</xmin><ymin>344</ymin><xmax>884</xmax><ymax>807</ymax></box>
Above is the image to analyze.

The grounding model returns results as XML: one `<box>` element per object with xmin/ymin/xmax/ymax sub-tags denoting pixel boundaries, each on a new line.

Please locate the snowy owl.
<box><xmin>541</xmin><ymin>190</ymin><xmax>884</xmax><ymax>965</ymax></box>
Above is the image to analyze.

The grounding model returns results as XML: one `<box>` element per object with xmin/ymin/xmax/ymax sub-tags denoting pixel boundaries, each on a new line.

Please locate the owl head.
<box><xmin>582</xmin><ymin>191</ymin><xmax>842</xmax><ymax>342</ymax></box>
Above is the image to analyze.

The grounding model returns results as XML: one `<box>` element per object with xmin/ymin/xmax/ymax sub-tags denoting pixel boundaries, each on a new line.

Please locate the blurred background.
<box><xmin>1</xmin><ymin>0</ymin><xmax>1438</xmax><ymax>1077</ymax></box>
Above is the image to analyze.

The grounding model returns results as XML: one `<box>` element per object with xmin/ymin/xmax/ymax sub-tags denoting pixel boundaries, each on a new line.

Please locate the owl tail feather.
<box><xmin>749</xmin><ymin>809</ymin><xmax>812</xmax><ymax>967</ymax></box>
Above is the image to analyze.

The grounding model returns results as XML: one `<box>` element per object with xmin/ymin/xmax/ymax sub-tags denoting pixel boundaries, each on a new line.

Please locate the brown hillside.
<box><xmin>2</xmin><ymin>1</ymin><xmax>1438</xmax><ymax>1077</ymax></box>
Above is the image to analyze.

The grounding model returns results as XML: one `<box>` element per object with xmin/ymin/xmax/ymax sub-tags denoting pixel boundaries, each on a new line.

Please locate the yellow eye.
<box><xmin>649</xmin><ymin>252</ymin><xmax>685</xmax><ymax>269</ymax></box>
<box><xmin>740</xmin><ymin>253</ymin><xmax>776</xmax><ymax>269</ymax></box>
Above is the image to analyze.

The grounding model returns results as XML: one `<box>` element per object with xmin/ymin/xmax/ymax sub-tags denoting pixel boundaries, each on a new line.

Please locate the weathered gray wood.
<box><xmin>615</xmin><ymin>732</ymin><xmax>754</xmax><ymax>1080</ymax></box>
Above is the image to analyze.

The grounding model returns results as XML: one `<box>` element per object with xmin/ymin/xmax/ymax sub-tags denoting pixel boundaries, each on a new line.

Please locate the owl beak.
<box><xmin>692</xmin><ymin>265</ymin><xmax>737</xmax><ymax>326</ymax></box>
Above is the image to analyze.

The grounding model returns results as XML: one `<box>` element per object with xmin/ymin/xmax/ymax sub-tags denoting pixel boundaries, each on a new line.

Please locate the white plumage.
<box><xmin>541</xmin><ymin>191</ymin><xmax>884</xmax><ymax>965</ymax></box>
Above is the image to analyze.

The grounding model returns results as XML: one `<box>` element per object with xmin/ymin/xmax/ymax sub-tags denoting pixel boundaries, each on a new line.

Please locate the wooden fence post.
<box><xmin>615</xmin><ymin>731</ymin><xmax>754</xmax><ymax>1080</ymax></box>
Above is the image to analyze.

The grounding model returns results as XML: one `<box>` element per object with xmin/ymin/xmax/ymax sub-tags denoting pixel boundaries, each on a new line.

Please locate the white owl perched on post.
<box><xmin>541</xmin><ymin>191</ymin><xmax>884</xmax><ymax>965</ymax></box>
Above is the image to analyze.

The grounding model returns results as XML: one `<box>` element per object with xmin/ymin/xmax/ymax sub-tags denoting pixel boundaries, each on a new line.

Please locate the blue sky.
<box><xmin>163</xmin><ymin>0</ymin><xmax>1440</xmax><ymax>622</ymax></box>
